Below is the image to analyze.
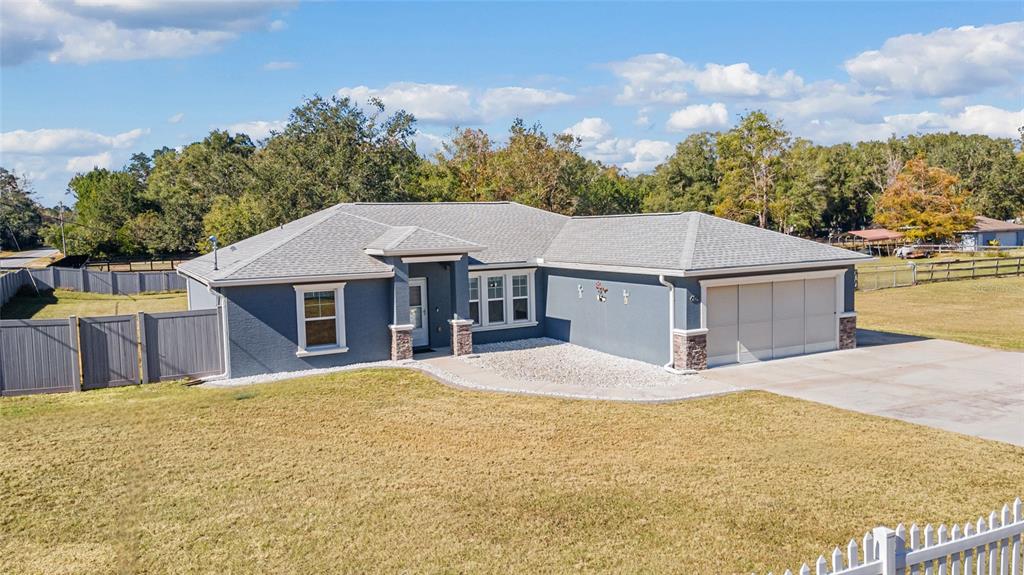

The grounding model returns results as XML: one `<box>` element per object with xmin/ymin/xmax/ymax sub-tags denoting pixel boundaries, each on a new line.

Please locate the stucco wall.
<box><xmin>544</xmin><ymin>268</ymin><xmax>669</xmax><ymax>365</ymax></box>
<box><xmin>186</xmin><ymin>277</ymin><xmax>219</xmax><ymax>310</ymax></box>
<box><xmin>222</xmin><ymin>279</ymin><xmax>392</xmax><ymax>378</ymax></box>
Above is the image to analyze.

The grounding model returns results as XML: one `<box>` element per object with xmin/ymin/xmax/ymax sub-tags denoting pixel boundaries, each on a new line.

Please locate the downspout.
<box><xmin>203</xmin><ymin>285</ymin><xmax>232</xmax><ymax>381</ymax></box>
<box><xmin>658</xmin><ymin>275</ymin><xmax>688</xmax><ymax>375</ymax></box>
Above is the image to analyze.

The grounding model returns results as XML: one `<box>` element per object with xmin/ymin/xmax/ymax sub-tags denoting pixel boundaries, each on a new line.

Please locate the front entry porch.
<box><xmin>387</xmin><ymin>256</ymin><xmax>474</xmax><ymax>361</ymax></box>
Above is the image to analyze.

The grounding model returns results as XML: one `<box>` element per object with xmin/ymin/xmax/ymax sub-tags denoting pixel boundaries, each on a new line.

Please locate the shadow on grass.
<box><xmin>1</xmin><ymin>289</ymin><xmax>58</xmax><ymax>320</ymax></box>
<box><xmin>856</xmin><ymin>328</ymin><xmax>930</xmax><ymax>347</ymax></box>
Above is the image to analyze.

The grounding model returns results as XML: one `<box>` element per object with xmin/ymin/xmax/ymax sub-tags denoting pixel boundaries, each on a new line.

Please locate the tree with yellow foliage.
<box><xmin>874</xmin><ymin>158</ymin><xmax>974</xmax><ymax>242</ymax></box>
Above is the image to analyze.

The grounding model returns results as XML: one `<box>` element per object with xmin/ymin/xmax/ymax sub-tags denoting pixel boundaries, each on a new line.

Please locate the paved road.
<box><xmin>702</xmin><ymin>330</ymin><xmax>1024</xmax><ymax>446</ymax></box>
<box><xmin>0</xmin><ymin>248</ymin><xmax>58</xmax><ymax>268</ymax></box>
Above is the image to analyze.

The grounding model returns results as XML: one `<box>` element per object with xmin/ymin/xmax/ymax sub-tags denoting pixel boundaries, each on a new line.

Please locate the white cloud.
<box><xmin>634</xmin><ymin>107</ymin><xmax>652</xmax><ymax>128</ymax></box>
<box><xmin>223</xmin><ymin>120</ymin><xmax>286</xmax><ymax>140</ymax></box>
<box><xmin>0</xmin><ymin>127</ymin><xmax>146</xmax><ymax>154</ymax></box>
<box><xmin>263</xmin><ymin>60</ymin><xmax>297</xmax><ymax>71</ymax></box>
<box><xmin>609</xmin><ymin>53</ymin><xmax>690</xmax><ymax>104</ymax></box>
<box><xmin>338</xmin><ymin>83</ymin><xmax>476</xmax><ymax>124</ymax></box>
<box><xmin>413</xmin><ymin>131</ymin><xmax>445</xmax><ymax>156</ymax></box>
<box><xmin>563</xmin><ymin>117</ymin><xmax>613</xmax><ymax>141</ymax></box>
<box><xmin>560</xmin><ymin>117</ymin><xmax>670</xmax><ymax>173</ymax></box>
<box><xmin>338</xmin><ymin>82</ymin><xmax>575</xmax><ymax>124</ymax></box>
<box><xmin>694</xmin><ymin>63</ymin><xmax>803</xmax><ymax>98</ymax></box>
<box><xmin>666</xmin><ymin>103</ymin><xmax>729</xmax><ymax>131</ymax></box>
<box><xmin>844</xmin><ymin>22</ymin><xmax>1024</xmax><ymax>97</ymax></box>
<box><xmin>1</xmin><ymin>0</ymin><xmax>287</xmax><ymax>66</ymax></box>
<box><xmin>167</xmin><ymin>112</ymin><xmax>185</xmax><ymax>124</ymax></box>
<box><xmin>268</xmin><ymin>19</ymin><xmax>287</xmax><ymax>32</ymax></box>
<box><xmin>479</xmin><ymin>87</ymin><xmax>574</xmax><ymax>118</ymax></box>
<box><xmin>609</xmin><ymin>53</ymin><xmax>804</xmax><ymax>104</ymax></box>
<box><xmin>884</xmin><ymin>105</ymin><xmax>1023</xmax><ymax>139</ymax></box>
<box><xmin>770</xmin><ymin>81</ymin><xmax>887</xmax><ymax>123</ymax></box>
<box><xmin>623</xmin><ymin>140</ymin><xmax>674</xmax><ymax>173</ymax></box>
<box><xmin>65</xmin><ymin>152</ymin><xmax>112</xmax><ymax>172</ymax></box>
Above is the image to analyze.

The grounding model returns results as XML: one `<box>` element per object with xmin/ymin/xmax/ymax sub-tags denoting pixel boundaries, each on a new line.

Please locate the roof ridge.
<box><xmin>383</xmin><ymin>226</ymin><xmax>418</xmax><ymax>250</ymax></box>
<box><xmin>679</xmin><ymin>212</ymin><xmax>702</xmax><ymax>270</ymax></box>
<box><xmin>570</xmin><ymin>211</ymin><xmax>693</xmax><ymax>220</ymax></box>
<box><xmin>219</xmin><ymin>205</ymin><xmax>349</xmax><ymax>279</ymax></box>
<box><xmin>404</xmin><ymin>226</ymin><xmax>485</xmax><ymax>248</ymax></box>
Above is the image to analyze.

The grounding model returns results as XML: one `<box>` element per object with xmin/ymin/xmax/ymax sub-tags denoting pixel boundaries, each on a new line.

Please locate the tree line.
<box><xmin>2</xmin><ymin>95</ymin><xmax>1022</xmax><ymax>256</ymax></box>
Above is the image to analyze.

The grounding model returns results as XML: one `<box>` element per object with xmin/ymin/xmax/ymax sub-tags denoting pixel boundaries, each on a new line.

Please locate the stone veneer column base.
<box><xmin>389</xmin><ymin>324</ymin><xmax>414</xmax><ymax>361</ymax></box>
<box><xmin>672</xmin><ymin>329</ymin><xmax>708</xmax><ymax>371</ymax></box>
<box><xmin>839</xmin><ymin>314</ymin><xmax>857</xmax><ymax>350</ymax></box>
<box><xmin>449</xmin><ymin>319</ymin><xmax>473</xmax><ymax>357</ymax></box>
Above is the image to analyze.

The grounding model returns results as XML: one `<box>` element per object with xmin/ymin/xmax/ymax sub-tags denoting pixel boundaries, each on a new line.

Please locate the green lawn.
<box><xmin>2</xmin><ymin>370</ymin><xmax>1022</xmax><ymax>573</ymax></box>
<box><xmin>857</xmin><ymin>275</ymin><xmax>1024</xmax><ymax>350</ymax></box>
<box><xmin>1</xmin><ymin>289</ymin><xmax>187</xmax><ymax>319</ymax></box>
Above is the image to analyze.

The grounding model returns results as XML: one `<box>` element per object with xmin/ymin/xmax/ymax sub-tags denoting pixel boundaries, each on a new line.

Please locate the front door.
<box><xmin>409</xmin><ymin>278</ymin><xmax>429</xmax><ymax>347</ymax></box>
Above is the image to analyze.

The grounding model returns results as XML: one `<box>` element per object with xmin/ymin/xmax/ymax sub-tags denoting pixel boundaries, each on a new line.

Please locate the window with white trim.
<box><xmin>468</xmin><ymin>277</ymin><xmax>481</xmax><ymax>325</ymax></box>
<box><xmin>468</xmin><ymin>269</ymin><xmax>535</xmax><ymax>329</ymax></box>
<box><xmin>511</xmin><ymin>274</ymin><xmax>529</xmax><ymax>321</ymax></box>
<box><xmin>294</xmin><ymin>283</ymin><xmax>347</xmax><ymax>356</ymax></box>
<box><xmin>486</xmin><ymin>275</ymin><xmax>505</xmax><ymax>324</ymax></box>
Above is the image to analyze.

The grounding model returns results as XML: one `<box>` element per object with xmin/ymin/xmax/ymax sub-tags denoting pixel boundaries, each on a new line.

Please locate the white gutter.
<box><xmin>657</xmin><ymin>275</ymin><xmax>690</xmax><ymax>375</ymax></box>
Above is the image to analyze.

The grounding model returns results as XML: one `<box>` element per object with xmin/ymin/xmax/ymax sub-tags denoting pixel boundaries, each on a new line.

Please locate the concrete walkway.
<box><xmin>702</xmin><ymin>333</ymin><xmax>1024</xmax><ymax>446</ymax></box>
<box><xmin>422</xmin><ymin>355</ymin><xmax>739</xmax><ymax>403</ymax></box>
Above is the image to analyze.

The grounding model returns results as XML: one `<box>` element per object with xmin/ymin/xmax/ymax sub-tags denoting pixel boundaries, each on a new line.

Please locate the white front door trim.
<box><xmin>409</xmin><ymin>277</ymin><xmax>429</xmax><ymax>347</ymax></box>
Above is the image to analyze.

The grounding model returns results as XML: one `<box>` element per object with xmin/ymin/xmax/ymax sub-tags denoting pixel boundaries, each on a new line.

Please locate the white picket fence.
<box><xmin>767</xmin><ymin>498</ymin><xmax>1023</xmax><ymax>575</ymax></box>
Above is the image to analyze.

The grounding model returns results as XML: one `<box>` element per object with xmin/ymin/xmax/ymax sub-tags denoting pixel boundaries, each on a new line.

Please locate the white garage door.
<box><xmin>706</xmin><ymin>277</ymin><xmax>837</xmax><ymax>368</ymax></box>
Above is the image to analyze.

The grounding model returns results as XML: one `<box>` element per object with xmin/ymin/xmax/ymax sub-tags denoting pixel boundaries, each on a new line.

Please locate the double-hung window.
<box><xmin>486</xmin><ymin>276</ymin><xmax>505</xmax><ymax>324</ymax></box>
<box><xmin>468</xmin><ymin>277</ymin><xmax>481</xmax><ymax>325</ymax></box>
<box><xmin>467</xmin><ymin>269</ymin><xmax>535</xmax><ymax>329</ymax></box>
<box><xmin>294</xmin><ymin>283</ymin><xmax>347</xmax><ymax>356</ymax></box>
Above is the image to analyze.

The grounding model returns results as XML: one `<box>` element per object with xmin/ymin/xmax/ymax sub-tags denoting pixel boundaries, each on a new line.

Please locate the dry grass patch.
<box><xmin>857</xmin><ymin>276</ymin><xmax>1024</xmax><ymax>350</ymax></box>
<box><xmin>2</xmin><ymin>370</ymin><xmax>1022</xmax><ymax>574</ymax></box>
<box><xmin>1</xmin><ymin>289</ymin><xmax>186</xmax><ymax>319</ymax></box>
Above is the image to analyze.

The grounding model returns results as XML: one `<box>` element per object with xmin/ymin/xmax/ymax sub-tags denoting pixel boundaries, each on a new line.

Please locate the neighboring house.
<box><xmin>958</xmin><ymin>216</ymin><xmax>1024</xmax><ymax>250</ymax></box>
<box><xmin>177</xmin><ymin>202</ymin><xmax>870</xmax><ymax>378</ymax></box>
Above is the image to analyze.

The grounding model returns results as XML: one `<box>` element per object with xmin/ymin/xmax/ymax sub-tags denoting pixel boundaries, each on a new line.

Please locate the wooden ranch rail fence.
<box><xmin>0</xmin><ymin>309</ymin><xmax>223</xmax><ymax>396</ymax></box>
<box><xmin>766</xmin><ymin>498</ymin><xmax>1023</xmax><ymax>575</ymax></box>
<box><xmin>856</xmin><ymin>257</ymin><xmax>1024</xmax><ymax>291</ymax></box>
<box><xmin>0</xmin><ymin>267</ymin><xmax>186</xmax><ymax>306</ymax></box>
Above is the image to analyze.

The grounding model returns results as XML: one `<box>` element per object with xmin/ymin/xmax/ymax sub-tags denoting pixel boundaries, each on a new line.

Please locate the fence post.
<box><xmin>68</xmin><ymin>315</ymin><xmax>82</xmax><ymax>392</ymax></box>
<box><xmin>49</xmin><ymin>266</ymin><xmax>56</xmax><ymax>290</ymax></box>
<box><xmin>80</xmin><ymin>267</ymin><xmax>88</xmax><ymax>291</ymax></box>
<box><xmin>137</xmin><ymin>311</ymin><xmax>149</xmax><ymax>384</ymax></box>
<box><xmin>910</xmin><ymin>263</ymin><xmax>917</xmax><ymax>286</ymax></box>
<box><xmin>873</xmin><ymin>526</ymin><xmax>905</xmax><ymax>575</ymax></box>
<box><xmin>109</xmin><ymin>271</ymin><xmax>117</xmax><ymax>295</ymax></box>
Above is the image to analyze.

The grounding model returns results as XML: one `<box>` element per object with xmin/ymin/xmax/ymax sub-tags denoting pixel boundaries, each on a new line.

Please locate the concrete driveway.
<box><xmin>702</xmin><ymin>330</ymin><xmax>1024</xmax><ymax>446</ymax></box>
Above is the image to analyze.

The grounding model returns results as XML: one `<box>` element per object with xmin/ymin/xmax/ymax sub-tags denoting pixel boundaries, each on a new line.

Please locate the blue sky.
<box><xmin>2</xmin><ymin>1</ymin><xmax>1022</xmax><ymax>206</ymax></box>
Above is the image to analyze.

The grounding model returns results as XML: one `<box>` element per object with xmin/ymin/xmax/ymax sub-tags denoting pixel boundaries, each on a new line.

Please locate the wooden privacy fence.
<box><xmin>765</xmin><ymin>498</ymin><xmax>1023</xmax><ymax>575</ymax></box>
<box><xmin>856</xmin><ymin>257</ymin><xmax>1024</xmax><ymax>291</ymax></box>
<box><xmin>0</xmin><ymin>268</ymin><xmax>186</xmax><ymax>306</ymax></box>
<box><xmin>0</xmin><ymin>269</ymin><xmax>31</xmax><ymax>307</ymax></box>
<box><xmin>0</xmin><ymin>309</ymin><xmax>223</xmax><ymax>396</ymax></box>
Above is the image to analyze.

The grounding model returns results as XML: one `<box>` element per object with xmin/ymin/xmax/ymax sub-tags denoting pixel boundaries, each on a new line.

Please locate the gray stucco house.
<box><xmin>178</xmin><ymin>202</ymin><xmax>870</xmax><ymax>379</ymax></box>
<box><xmin>958</xmin><ymin>216</ymin><xmax>1024</xmax><ymax>250</ymax></box>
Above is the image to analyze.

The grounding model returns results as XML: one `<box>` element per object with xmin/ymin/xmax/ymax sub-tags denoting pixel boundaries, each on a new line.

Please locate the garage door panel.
<box><xmin>772</xmin><ymin>317</ymin><xmax>804</xmax><ymax>357</ymax></box>
<box><xmin>706</xmin><ymin>286</ymin><xmax>738</xmax><ymax>366</ymax></box>
<box><xmin>737</xmin><ymin>284</ymin><xmax>772</xmax><ymax>362</ymax></box>
<box><xmin>707</xmin><ymin>286</ymin><xmax>737</xmax><ymax>327</ymax></box>
<box><xmin>739</xmin><ymin>321</ymin><xmax>773</xmax><ymax>362</ymax></box>
<box><xmin>772</xmin><ymin>280</ymin><xmax>804</xmax><ymax>319</ymax></box>
<box><xmin>707</xmin><ymin>325</ymin><xmax>738</xmax><ymax>367</ymax></box>
<box><xmin>804</xmin><ymin>277</ymin><xmax>835</xmax><ymax>314</ymax></box>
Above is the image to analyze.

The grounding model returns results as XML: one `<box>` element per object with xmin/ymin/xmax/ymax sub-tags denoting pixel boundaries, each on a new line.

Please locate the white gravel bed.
<box><xmin>461</xmin><ymin>337</ymin><xmax>692</xmax><ymax>389</ymax></box>
<box><xmin>199</xmin><ymin>359</ymin><xmax>475</xmax><ymax>390</ymax></box>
